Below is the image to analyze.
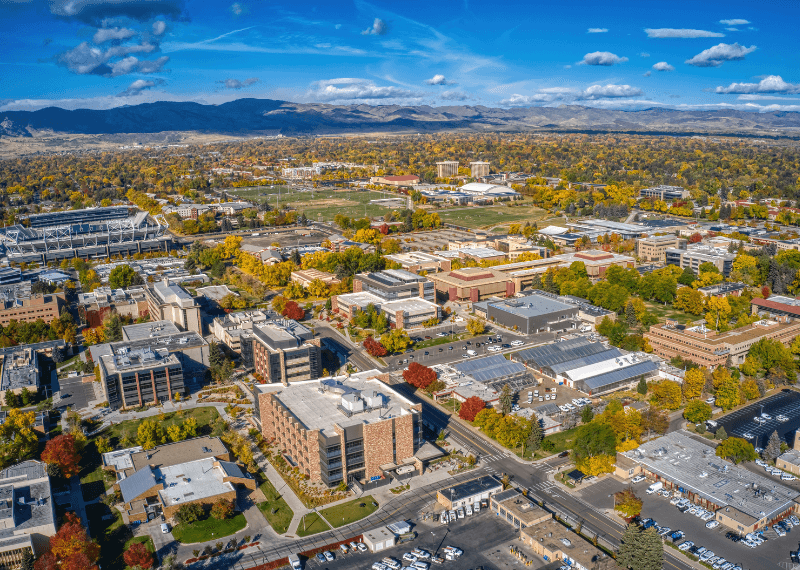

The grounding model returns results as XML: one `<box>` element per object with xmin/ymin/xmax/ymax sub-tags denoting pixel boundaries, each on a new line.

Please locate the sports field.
<box><xmin>437</xmin><ymin>205</ymin><xmax>565</xmax><ymax>230</ymax></box>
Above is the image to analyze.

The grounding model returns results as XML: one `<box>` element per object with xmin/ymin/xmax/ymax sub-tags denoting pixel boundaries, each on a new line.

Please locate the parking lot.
<box><xmin>579</xmin><ymin>478</ymin><xmax>798</xmax><ymax>570</ymax></box>
<box><xmin>300</xmin><ymin>512</ymin><xmax>531</xmax><ymax>570</ymax></box>
<box><xmin>53</xmin><ymin>375</ymin><xmax>97</xmax><ymax>411</ymax></box>
<box><xmin>713</xmin><ymin>389</ymin><xmax>800</xmax><ymax>448</ymax></box>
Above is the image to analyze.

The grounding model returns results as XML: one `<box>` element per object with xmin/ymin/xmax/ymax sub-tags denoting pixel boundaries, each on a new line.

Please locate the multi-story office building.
<box><xmin>469</xmin><ymin>161</ymin><xmax>490</xmax><ymax>178</ymax></box>
<box><xmin>0</xmin><ymin>460</ymin><xmax>57</xmax><ymax>562</ymax></box>
<box><xmin>0</xmin><ymin>293</ymin><xmax>65</xmax><ymax>326</ymax></box>
<box><xmin>639</xmin><ymin>185</ymin><xmax>689</xmax><ymax>200</ymax></box>
<box><xmin>637</xmin><ymin>234</ymin><xmax>685</xmax><ymax>263</ymax></box>
<box><xmin>96</xmin><ymin>345</ymin><xmax>185</xmax><ymax>409</ymax></box>
<box><xmin>353</xmin><ymin>270</ymin><xmax>434</xmax><ymax>302</ymax></box>
<box><xmin>252</xmin><ymin>319</ymin><xmax>322</xmax><ymax>384</ymax></box>
<box><xmin>665</xmin><ymin>244</ymin><xmax>736</xmax><ymax>277</ymax></box>
<box><xmin>435</xmin><ymin>161</ymin><xmax>459</xmax><ymax>178</ymax></box>
<box><xmin>332</xmin><ymin>293</ymin><xmax>440</xmax><ymax>329</ymax></box>
<box><xmin>254</xmin><ymin>371</ymin><xmax>423</xmax><ymax>486</ymax></box>
<box><xmin>144</xmin><ymin>279</ymin><xmax>202</xmax><ymax>334</ymax></box>
<box><xmin>644</xmin><ymin>318</ymin><xmax>800</xmax><ymax>368</ymax></box>
<box><xmin>485</xmin><ymin>294</ymin><xmax>579</xmax><ymax>335</ymax></box>
<box><xmin>382</xmin><ymin>252</ymin><xmax>452</xmax><ymax>274</ymax></box>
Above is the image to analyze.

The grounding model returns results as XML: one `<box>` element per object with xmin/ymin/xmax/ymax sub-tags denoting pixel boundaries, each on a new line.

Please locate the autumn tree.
<box><xmin>615</xmin><ymin>488</ymin><xmax>643</xmax><ymax>518</ymax></box>
<box><xmin>41</xmin><ymin>435</ymin><xmax>82</xmax><ymax>478</ymax></box>
<box><xmin>459</xmin><ymin>396</ymin><xmax>486</xmax><ymax>422</ymax></box>
<box><xmin>281</xmin><ymin>300</ymin><xmax>305</xmax><ymax>320</ymax></box>
<box><xmin>380</xmin><ymin>328</ymin><xmax>411</xmax><ymax>353</ymax></box>
<box><xmin>211</xmin><ymin>498</ymin><xmax>234</xmax><ymax>520</ymax></box>
<box><xmin>648</xmin><ymin>380</ymin><xmax>682</xmax><ymax>410</ymax></box>
<box><xmin>402</xmin><ymin>362</ymin><xmax>436</xmax><ymax>390</ymax></box>
<box><xmin>716</xmin><ymin>437</ymin><xmax>757</xmax><ymax>464</ymax></box>
<box><xmin>683</xmin><ymin>401</ymin><xmax>712</xmax><ymax>424</ymax></box>
<box><xmin>123</xmin><ymin>542</ymin><xmax>153</xmax><ymax>570</ymax></box>
<box><xmin>0</xmin><ymin>409</ymin><xmax>39</xmax><ymax>469</ymax></box>
<box><xmin>137</xmin><ymin>420</ymin><xmax>166</xmax><ymax>450</ymax></box>
<box><xmin>362</xmin><ymin>336</ymin><xmax>388</xmax><ymax>357</ymax></box>
<box><xmin>641</xmin><ymin>407</ymin><xmax>669</xmax><ymax>437</ymax></box>
<box><xmin>95</xmin><ymin>436</ymin><xmax>112</xmax><ymax>454</ymax></box>
<box><xmin>682</xmin><ymin>367</ymin><xmax>705</xmax><ymax>401</ymax></box>
<box><xmin>34</xmin><ymin>512</ymin><xmax>99</xmax><ymax>570</ymax></box>
<box><xmin>466</xmin><ymin>318</ymin><xmax>485</xmax><ymax>336</ymax></box>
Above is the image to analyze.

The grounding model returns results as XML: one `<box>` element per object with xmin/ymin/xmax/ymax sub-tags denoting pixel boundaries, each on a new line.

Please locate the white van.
<box><xmin>646</xmin><ymin>482</ymin><xmax>664</xmax><ymax>495</ymax></box>
<box><xmin>466</xmin><ymin>350</ymin><xmax>477</xmax><ymax>356</ymax></box>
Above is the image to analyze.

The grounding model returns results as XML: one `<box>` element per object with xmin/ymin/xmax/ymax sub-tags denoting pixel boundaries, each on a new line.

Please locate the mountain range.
<box><xmin>2</xmin><ymin>99</ymin><xmax>800</xmax><ymax>138</ymax></box>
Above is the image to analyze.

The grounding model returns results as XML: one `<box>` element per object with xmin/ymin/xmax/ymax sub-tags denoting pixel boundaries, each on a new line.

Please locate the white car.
<box><xmin>631</xmin><ymin>475</ymin><xmax>646</xmax><ymax>483</ymax></box>
<box><xmin>510</xmin><ymin>340</ymin><xmax>524</xmax><ymax>346</ymax></box>
<box><xmin>465</xmin><ymin>505</ymin><xmax>473</xmax><ymax>516</ymax></box>
<box><xmin>160</xmin><ymin>523</ymin><xmax>170</xmax><ymax>534</ymax></box>
<box><xmin>412</xmin><ymin>549</ymin><xmax>431</xmax><ymax>559</ymax></box>
<box><xmin>678</xmin><ymin>541</ymin><xmax>693</xmax><ymax>551</ymax></box>
<box><xmin>755</xmin><ymin>459</ymin><xmax>767</xmax><ymax>467</ymax></box>
<box><xmin>699</xmin><ymin>551</ymin><xmax>715</xmax><ymax>562</ymax></box>
<box><xmin>774</xmin><ymin>525</ymin><xmax>786</xmax><ymax>537</ymax></box>
<box><xmin>403</xmin><ymin>553</ymin><xmax>418</xmax><ymax>563</ymax></box>
<box><xmin>706</xmin><ymin>520</ymin><xmax>720</xmax><ymax>529</ymax></box>
<box><xmin>782</xmin><ymin>473</ymin><xmax>796</xmax><ymax>481</ymax></box>
<box><xmin>702</xmin><ymin>512</ymin><xmax>715</xmax><ymax>521</ymax></box>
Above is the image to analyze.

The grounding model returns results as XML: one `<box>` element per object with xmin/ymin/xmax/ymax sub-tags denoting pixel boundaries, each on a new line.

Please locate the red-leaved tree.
<box><xmin>363</xmin><ymin>337</ymin><xmax>388</xmax><ymax>357</ymax></box>
<box><xmin>123</xmin><ymin>542</ymin><xmax>153</xmax><ymax>570</ymax></box>
<box><xmin>689</xmin><ymin>232</ymin><xmax>703</xmax><ymax>243</ymax></box>
<box><xmin>459</xmin><ymin>396</ymin><xmax>487</xmax><ymax>422</ymax></box>
<box><xmin>402</xmin><ymin>362</ymin><xmax>436</xmax><ymax>390</ymax></box>
<box><xmin>281</xmin><ymin>301</ymin><xmax>305</xmax><ymax>320</ymax></box>
<box><xmin>41</xmin><ymin>434</ymin><xmax>81</xmax><ymax>478</ymax></box>
<box><xmin>35</xmin><ymin>512</ymin><xmax>100</xmax><ymax>570</ymax></box>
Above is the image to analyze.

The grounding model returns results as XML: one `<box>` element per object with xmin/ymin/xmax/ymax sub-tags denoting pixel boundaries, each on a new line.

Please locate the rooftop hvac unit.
<box><xmin>341</xmin><ymin>393</ymin><xmax>364</xmax><ymax>413</ymax></box>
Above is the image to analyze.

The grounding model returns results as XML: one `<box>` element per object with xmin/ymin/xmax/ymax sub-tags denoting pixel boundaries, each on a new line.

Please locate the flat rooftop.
<box><xmin>381</xmin><ymin>297</ymin><xmax>439</xmax><ymax>315</ymax></box>
<box><xmin>438</xmin><ymin>247</ymin><xmax>504</xmax><ymax>259</ymax></box>
<box><xmin>651</xmin><ymin>319</ymin><xmax>799</xmax><ymax>347</ymax></box>
<box><xmin>0</xmin><ymin>349</ymin><xmax>39</xmax><ymax>391</ymax></box>
<box><xmin>439</xmin><ymin>475</ymin><xmax>502</xmax><ymax>502</ymax></box>
<box><xmin>129</xmin><ymin>436</ymin><xmax>229</xmax><ymax>474</ymax></box>
<box><xmin>623</xmin><ymin>430</ymin><xmax>799</xmax><ymax>522</ymax></box>
<box><xmin>157</xmin><ymin>457</ymin><xmax>235</xmax><ymax>507</ymax></box>
<box><xmin>122</xmin><ymin>320</ymin><xmax>182</xmax><ymax>341</ymax></box>
<box><xmin>256</xmin><ymin>370</ymin><xmax>417</xmax><ymax>437</ymax></box>
<box><xmin>102</xmin><ymin>446</ymin><xmax>143</xmax><ymax>471</ymax></box>
<box><xmin>488</xmin><ymin>294</ymin><xmax>574</xmax><ymax>318</ymax></box>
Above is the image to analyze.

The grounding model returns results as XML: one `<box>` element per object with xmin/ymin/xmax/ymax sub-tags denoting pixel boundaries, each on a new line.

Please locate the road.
<box><xmin>386</xmin><ymin>378</ymin><xmax>696</xmax><ymax>570</ymax></box>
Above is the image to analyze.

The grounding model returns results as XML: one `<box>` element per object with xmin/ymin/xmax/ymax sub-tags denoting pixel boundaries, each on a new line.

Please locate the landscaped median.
<box><xmin>257</xmin><ymin>477</ymin><xmax>294</xmax><ymax>534</ymax></box>
<box><xmin>319</xmin><ymin>496</ymin><xmax>379</xmax><ymax>528</ymax></box>
<box><xmin>295</xmin><ymin>512</ymin><xmax>331</xmax><ymax>537</ymax></box>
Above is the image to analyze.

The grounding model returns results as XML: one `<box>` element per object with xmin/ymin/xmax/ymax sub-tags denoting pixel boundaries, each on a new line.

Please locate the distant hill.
<box><xmin>2</xmin><ymin>98</ymin><xmax>800</xmax><ymax>138</ymax></box>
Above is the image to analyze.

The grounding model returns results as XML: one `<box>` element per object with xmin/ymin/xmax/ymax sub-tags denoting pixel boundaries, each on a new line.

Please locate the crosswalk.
<box><xmin>481</xmin><ymin>452</ymin><xmax>513</xmax><ymax>463</ymax></box>
<box><xmin>529</xmin><ymin>481</ymin><xmax>555</xmax><ymax>492</ymax></box>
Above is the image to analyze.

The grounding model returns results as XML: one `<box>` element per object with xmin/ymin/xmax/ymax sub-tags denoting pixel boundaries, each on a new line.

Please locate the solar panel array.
<box><xmin>454</xmin><ymin>354</ymin><xmax>528</xmax><ymax>387</ymax></box>
<box><xmin>513</xmin><ymin>338</ymin><xmax>607</xmax><ymax>369</ymax></box>
<box><xmin>580</xmin><ymin>361</ymin><xmax>658</xmax><ymax>391</ymax></box>
<box><xmin>547</xmin><ymin>348</ymin><xmax>625</xmax><ymax>375</ymax></box>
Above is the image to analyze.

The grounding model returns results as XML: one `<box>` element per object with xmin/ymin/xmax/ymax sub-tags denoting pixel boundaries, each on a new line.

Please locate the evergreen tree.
<box><xmin>499</xmin><ymin>384</ymin><xmax>512</xmax><ymax>415</ymax></box>
<box><xmin>715</xmin><ymin>426</ymin><xmax>728</xmax><ymax>440</ymax></box>
<box><xmin>209</xmin><ymin>342</ymin><xmax>225</xmax><ymax>368</ymax></box>
<box><xmin>291</xmin><ymin>249</ymin><xmax>302</xmax><ymax>265</ymax></box>
<box><xmin>637</xmin><ymin>376</ymin><xmax>648</xmax><ymax>395</ymax></box>
<box><xmin>581</xmin><ymin>405</ymin><xmax>594</xmax><ymax>424</ymax></box>
<box><xmin>764</xmin><ymin>430</ymin><xmax>782</xmax><ymax>462</ymax></box>
<box><xmin>677</xmin><ymin>266</ymin><xmax>696</xmax><ymax>287</ymax></box>
<box><xmin>626</xmin><ymin>301</ymin><xmax>637</xmax><ymax>328</ymax></box>
<box><xmin>617</xmin><ymin>525</ymin><xmax>663</xmax><ymax>570</ymax></box>
<box><xmin>526</xmin><ymin>419</ymin><xmax>543</xmax><ymax>453</ymax></box>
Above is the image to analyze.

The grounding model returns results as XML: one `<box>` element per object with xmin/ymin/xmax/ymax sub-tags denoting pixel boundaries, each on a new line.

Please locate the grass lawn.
<box><xmin>124</xmin><ymin>535</ymin><xmax>155</xmax><ymax>553</ymax></box>
<box><xmin>230</xmin><ymin>187</ymin><xmax>395</xmax><ymax>222</ymax></box>
<box><xmin>103</xmin><ymin>406</ymin><xmax>220</xmax><ymax>448</ymax></box>
<box><xmin>318</xmin><ymin>496</ymin><xmax>378</xmax><ymax>529</ymax></box>
<box><xmin>532</xmin><ymin>426</ymin><xmax>580</xmax><ymax>460</ymax></box>
<box><xmin>643</xmin><ymin>300</ymin><xmax>698</xmax><ymax>325</ymax></box>
<box><xmin>172</xmin><ymin>513</ymin><xmax>247</xmax><ymax>544</ymax></box>
<box><xmin>414</xmin><ymin>333</ymin><xmax>466</xmax><ymax>350</ymax></box>
<box><xmin>257</xmin><ymin>478</ymin><xmax>294</xmax><ymax>534</ymax></box>
<box><xmin>295</xmin><ymin>512</ymin><xmax>331</xmax><ymax>537</ymax></box>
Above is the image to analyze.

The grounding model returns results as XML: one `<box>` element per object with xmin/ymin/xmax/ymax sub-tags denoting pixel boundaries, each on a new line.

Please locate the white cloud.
<box><xmin>587</xmin><ymin>28</ymin><xmax>608</xmax><ymax>33</ymax></box>
<box><xmin>306</xmin><ymin>78</ymin><xmax>420</xmax><ymax>102</ymax></box>
<box><xmin>715</xmin><ymin>75</ymin><xmax>800</xmax><ymax>94</ymax></box>
<box><xmin>56</xmin><ymin>40</ymin><xmax>162</xmax><ymax>76</ymax></box>
<box><xmin>219</xmin><ymin>77</ymin><xmax>259</xmax><ymax>89</ymax></box>
<box><xmin>725</xmin><ymin>27</ymin><xmax>739</xmax><ymax>32</ymax></box>
<box><xmin>230</xmin><ymin>3</ymin><xmax>245</xmax><ymax>16</ymax></box>
<box><xmin>639</xmin><ymin>52</ymin><xmax>650</xmax><ymax>58</ymax></box>
<box><xmin>685</xmin><ymin>42</ymin><xmax>756</xmax><ymax>67</ymax></box>
<box><xmin>720</xmin><ymin>19</ymin><xmax>750</xmax><ymax>26</ymax></box>
<box><xmin>500</xmin><ymin>84</ymin><xmax>643</xmax><ymax>105</ymax></box>
<box><xmin>425</xmin><ymin>74</ymin><xmax>456</xmax><ymax>85</ymax></box>
<box><xmin>152</xmin><ymin>20</ymin><xmax>167</xmax><ymax>35</ymax></box>
<box><xmin>578</xmin><ymin>51</ymin><xmax>628</xmax><ymax>66</ymax></box>
<box><xmin>93</xmin><ymin>27</ymin><xmax>137</xmax><ymax>44</ymax></box>
<box><xmin>440</xmin><ymin>90</ymin><xmax>470</xmax><ymax>101</ymax></box>
<box><xmin>645</xmin><ymin>28</ymin><xmax>724</xmax><ymax>38</ymax></box>
<box><xmin>117</xmin><ymin>78</ymin><xmax>163</xmax><ymax>97</ymax></box>
<box><xmin>362</xmin><ymin>18</ymin><xmax>387</xmax><ymax>36</ymax></box>
<box><xmin>48</xmin><ymin>0</ymin><xmax>185</xmax><ymax>24</ymax></box>
<box><xmin>652</xmin><ymin>61</ymin><xmax>675</xmax><ymax>71</ymax></box>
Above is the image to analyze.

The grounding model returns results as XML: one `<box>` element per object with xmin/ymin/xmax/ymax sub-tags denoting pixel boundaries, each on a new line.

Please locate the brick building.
<box><xmin>78</xmin><ymin>286</ymin><xmax>149</xmax><ymax>328</ymax></box>
<box><xmin>0</xmin><ymin>293</ymin><xmax>65</xmax><ymax>326</ymax></box>
<box><xmin>254</xmin><ymin>371</ymin><xmax>423</xmax><ymax>487</ymax></box>
<box><xmin>96</xmin><ymin>346</ymin><xmax>184</xmax><ymax>409</ymax></box>
<box><xmin>290</xmin><ymin>268</ymin><xmax>341</xmax><ymax>287</ymax></box>
<box><xmin>331</xmin><ymin>292</ymin><xmax>440</xmax><ymax>330</ymax></box>
<box><xmin>382</xmin><ymin>252</ymin><xmax>452</xmax><ymax>274</ymax></box>
<box><xmin>428</xmin><ymin>267</ymin><xmax>514</xmax><ymax>302</ymax></box>
<box><xmin>644</xmin><ymin>318</ymin><xmax>800</xmax><ymax>368</ymax></box>
<box><xmin>251</xmin><ymin>319</ymin><xmax>322</xmax><ymax>384</ymax></box>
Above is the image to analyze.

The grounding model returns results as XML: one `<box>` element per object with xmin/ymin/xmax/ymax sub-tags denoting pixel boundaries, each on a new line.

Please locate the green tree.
<box><xmin>617</xmin><ymin>525</ymin><xmax>663</xmax><ymax>570</ymax></box>
<box><xmin>102</xmin><ymin>312</ymin><xmax>123</xmax><ymax>342</ymax></box>
<box><xmin>683</xmin><ymin>401</ymin><xmax>712</xmax><ymax>424</ymax></box>
<box><xmin>625</xmin><ymin>301</ymin><xmax>637</xmax><ymax>328</ymax></box>
<box><xmin>716</xmin><ymin>436</ymin><xmax>757</xmax><ymax>464</ymax></box>
<box><xmin>573</xmin><ymin>422</ymin><xmax>616</xmax><ymax>464</ymax></box>
<box><xmin>715</xmin><ymin>426</ymin><xmax>728</xmax><ymax>440</ymax></box>
<box><xmin>209</xmin><ymin>341</ymin><xmax>225</xmax><ymax>367</ymax></box>
<box><xmin>108</xmin><ymin>264</ymin><xmax>144</xmax><ymax>289</ymax></box>
<box><xmin>715</xmin><ymin>376</ymin><xmax>742</xmax><ymax>411</ymax></box>
<box><xmin>499</xmin><ymin>384</ymin><xmax>512</xmax><ymax>415</ymax></box>
<box><xmin>526</xmin><ymin>418</ymin><xmax>543</xmax><ymax>453</ymax></box>
<box><xmin>636</xmin><ymin>376</ymin><xmax>648</xmax><ymax>395</ymax></box>
<box><xmin>580</xmin><ymin>405</ymin><xmax>594</xmax><ymax>424</ymax></box>
<box><xmin>175</xmin><ymin>502</ymin><xmax>204</xmax><ymax>524</ymax></box>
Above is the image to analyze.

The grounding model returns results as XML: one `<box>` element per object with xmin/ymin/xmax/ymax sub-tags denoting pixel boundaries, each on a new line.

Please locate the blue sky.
<box><xmin>1</xmin><ymin>0</ymin><xmax>798</xmax><ymax>112</ymax></box>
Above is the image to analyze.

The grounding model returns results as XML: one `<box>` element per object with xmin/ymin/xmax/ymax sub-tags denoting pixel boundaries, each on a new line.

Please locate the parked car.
<box><xmin>631</xmin><ymin>475</ymin><xmax>646</xmax><ymax>484</ymax></box>
<box><xmin>706</xmin><ymin>520</ymin><xmax>720</xmax><ymax>529</ymax></box>
<box><xmin>323</xmin><ymin>551</ymin><xmax>334</xmax><ymax>562</ymax></box>
<box><xmin>678</xmin><ymin>541</ymin><xmax>693</xmax><ymax>551</ymax></box>
<box><xmin>160</xmin><ymin>523</ymin><xmax>170</xmax><ymax>534</ymax></box>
